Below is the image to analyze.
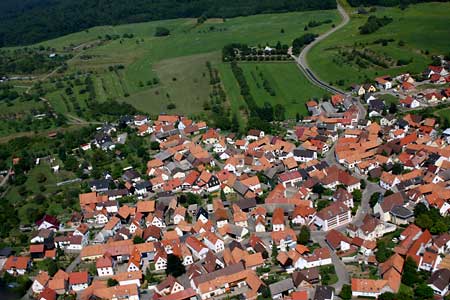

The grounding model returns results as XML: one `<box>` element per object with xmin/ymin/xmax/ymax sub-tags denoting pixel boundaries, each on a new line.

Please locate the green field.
<box><xmin>27</xmin><ymin>10</ymin><xmax>340</xmax><ymax>117</ymax></box>
<box><xmin>308</xmin><ymin>2</ymin><xmax>450</xmax><ymax>89</ymax></box>
<box><xmin>237</xmin><ymin>62</ymin><xmax>326</xmax><ymax>117</ymax></box>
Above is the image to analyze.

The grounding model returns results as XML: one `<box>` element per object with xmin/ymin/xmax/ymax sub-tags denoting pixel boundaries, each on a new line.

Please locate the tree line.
<box><xmin>0</xmin><ymin>0</ymin><xmax>336</xmax><ymax>46</ymax></box>
<box><xmin>348</xmin><ymin>0</ymin><xmax>449</xmax><ymax>6</ymax></box>
<box><xmin>359</xmin><ymin>15</ymin><xmax>393</xmax><ymax>34</ymax></box>
<box><xmin>230</xmin><ymin>61</ymin><xmax>285</xmax><ymax>132</ymax></box>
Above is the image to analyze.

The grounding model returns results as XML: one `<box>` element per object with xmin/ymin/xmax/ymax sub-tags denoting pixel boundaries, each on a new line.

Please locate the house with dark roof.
<box><xmin>313</xmin><ymin>285</ymin><xmax>334</xmax><ymax>300</ymax></box>
<box><xmin>428</xmin><ymin>269</ymin><xmax>450</xmax><ymax>296</ymax></box>
<box><xmin>269</xmin><ymin>278</ymin><xmax>295</xmax><ymax>300</ymax></box>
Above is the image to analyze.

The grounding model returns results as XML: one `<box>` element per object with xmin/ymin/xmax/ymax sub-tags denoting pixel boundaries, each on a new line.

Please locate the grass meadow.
<box><xmin>308</xmin><ymin>2</ymin><xmax>450</xmax><ymax>89</ymax></box>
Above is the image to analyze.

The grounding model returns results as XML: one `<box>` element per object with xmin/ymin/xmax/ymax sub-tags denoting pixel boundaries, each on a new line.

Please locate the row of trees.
<box><xmin>222</xmin><ymin>42</ymin><xmax>290</xmax><ymax>61</ymax></box>
<box><xmin>348</xmin><ymin>0</ymin><xmax>449</xmax><ymax>7</ymax></box>
<box><xmin>0</xmin><ymin>0</ymin><xmax>336</xmax><ymax>46</ymax></box>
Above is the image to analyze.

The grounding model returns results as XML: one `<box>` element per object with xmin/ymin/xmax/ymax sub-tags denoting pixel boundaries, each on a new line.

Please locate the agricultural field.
<box><xmin>236</xmin><ymin>62</ymin><xmax>327</xmax><ymax>118</ymax></box>
<box><xmin>22</xmin><ymin>9</ymin><xmax>341</xmax><ymax>119</ymax></box>
<box><xmin>308</xmin><ymin>2</ymin><xmax>450</xmax><ymax>89</ymax></box>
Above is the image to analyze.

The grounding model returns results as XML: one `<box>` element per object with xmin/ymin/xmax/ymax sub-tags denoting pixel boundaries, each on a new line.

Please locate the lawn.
<box><xmin>308</xmin><ymin>2</ymin><xmax>450</xmax><ymax>89</ymax></box>
<box><xmin>236</xmin><ymin>62</ymin><xmax>327</xmax><ymax>117</ymax></box>
<box><xmin>36</xmin><ymin>9</ymin><xmax>340</xmax><ymax>116</ymax></box>
<box><xmin>215</xmin><ymin>62</ymin><xmax>248</xmax><ymax>127</ymax></box>
<box><xmin>437</xmin><ymin>107</ymin><xmax>450</xmax><ymax>124</ymax></box>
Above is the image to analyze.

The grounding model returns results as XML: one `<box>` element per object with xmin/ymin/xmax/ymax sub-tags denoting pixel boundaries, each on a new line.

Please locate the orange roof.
<box><xmin>3</xmin><ymin>256</ymin><xmax>30</xmax><ymax>270</ymax></box>
<box><xmin>272</xmin><ymin>207</ymin><xmax>285</xmax><ymax>225</ymax></box>
<box><xmin>113</xmin><ymin>271</ymin><xmax>142</xmax><ymax>282</ymax></box>
<box><xmin>243</xmin><ymin>252</ymin><xmax>264</xmax><ymax>268</ymax></box>
<box><xmin>351</xmin><ymin>278</ymin><xmax>388</xmax><ymax>293</ymax></box>
<box><xmin>69</xmin><ymin>271</ymin><xmax>88</xmax><ymax>285</ymax></box>
<box><xmin>91</xmin><ymin>284</ymin><xmax>138</xmax><ymax>300</ymax></box>
<box><xmin>136</xmin><ymin>200</ymin><xmax>155</xmax><ymax>213</ymax></box>
<box><xmin>158</xmin><ymin>115</ymin><xmax>179</xmax><ymax>123</ymax></box>
<box><xmin>35</xmin><ymin>271</ymin><xmax>50</xmax><ymax>286</ymax></box>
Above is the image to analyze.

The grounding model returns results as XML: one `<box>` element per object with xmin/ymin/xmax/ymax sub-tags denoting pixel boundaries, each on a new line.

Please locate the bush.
<box><xmin>155</xmin><ymin>27</ymin><xmax>170</xmax><ymax>37</ymax></box>
<box><xmin>167</xmin><ymin>103</ymin><xmax>176</xmax><ymax>110</ymax></box>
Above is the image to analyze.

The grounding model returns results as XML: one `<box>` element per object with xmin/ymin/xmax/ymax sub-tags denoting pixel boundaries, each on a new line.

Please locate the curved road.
<box><xmin>294</xmin><ymin>2</ymin><xmax>350</xmax><ymax>95</ymax></box>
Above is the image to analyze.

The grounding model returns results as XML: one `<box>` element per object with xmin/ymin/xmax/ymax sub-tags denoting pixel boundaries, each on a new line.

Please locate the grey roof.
<box><xmin>233</xmin><ymin>181</ymin><xmax>249</xmax><ymax>196</ymax></box>
<box><xmin>369</xmin><ymin>99</ymin><xmax>385</xmax><ymax>112</ymax></box>
<box><xmin>269</xmin><ymin>278</ymin><xmax>294</xmax><ymax>296</ymax></box>
<box><xmin>313</xmin><ymin>285</ymin><xmax>334</xmax><ymax>300</ymax></box>
<box><xmin>294</xmin><ymin>149</ymin><xmax>315</xmax><ymax>158</ymax></box>
<box><xmin>390</xmin><ymin>205</ymin><xmax>413</xmax><ymax>219</ymax></box>
<box><xmin>439</xmin><ymin>169</ymin><xmax>450</xmax><ymax>181</ymax></box>
<box><xmin>123</xmin><ymin>169</ymin><xmax>141</xmax><ymax>181</ymax></box>
<box><xmin>227</xmin><ymin>224</ymin><xmax>245</xmax><ymax>236</ymax></box>
<box><xmin>166</xmin><ymin>160</ymin><xmax>192</xmax><ymax>174</ymax></box>
<box><xmin>154</xmin><ymin>150</ymin><xmax>173</xmax><ymax>161</ymax></box>
<box><xmin>135</xmin><ymin>181</ymin><xmax>152</xmax><ymax>190</ymax></box>
<box><xmin>103</xmin><ymin>189</ymin><xmax>129</xmax><ymax>197</ymax></box>
<box><xmin>89</xmin><ymin>179</ymin><xmax>112</xmax><ymax>190</ymax></box>
<box><xmin>236</xmin><ymin>198</ymin><xmax>257</xmax><ymax>211</ymax></box>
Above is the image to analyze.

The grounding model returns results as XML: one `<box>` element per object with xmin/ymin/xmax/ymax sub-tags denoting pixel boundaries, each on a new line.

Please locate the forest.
<box><xmin>0</xmin><ymin>0</ymin><xmax>336</xmax><ymax>46</ymax></box>
<box><xmin>347</xmin><ymin>0</ymin><xmax>450</xmax><ymax>6</ymax></box>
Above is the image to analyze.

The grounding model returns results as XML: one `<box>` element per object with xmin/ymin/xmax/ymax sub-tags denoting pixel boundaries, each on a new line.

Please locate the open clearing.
<box><xmin>238</xmin><ymin>62</ymin><xmax>326</xmax><ymax>117</ymax></box>
<box><xmin>307</xmin><ymin>3</ymin><xmax>450</xmax><ymax>89</ymax></box>
<box><xmin>32</xmin><ymin>10</ymin><xmax>340</xmax><ymax>117</ymax></box>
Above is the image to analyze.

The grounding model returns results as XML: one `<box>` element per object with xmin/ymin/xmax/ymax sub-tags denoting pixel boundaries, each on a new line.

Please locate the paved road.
<box><xmin>293</xmin><ymin>2</ymin><xmax>350</xmax><ymax>96</ymax></box>
<box><xmin>65</xmin><ymin>254</ymin><xmax>81</xmax><ymax>273</ymax></box>
<box><xmin>311</xmin><ymin>230</ymin><xmax>349</xmax><ymax>294</ymax></box>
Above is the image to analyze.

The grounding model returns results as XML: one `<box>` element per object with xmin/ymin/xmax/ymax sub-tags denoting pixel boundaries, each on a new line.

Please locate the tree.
<box><xmin>392</xmin><ymin>163</ymin><xmax>403</xmax><ymax>175</ymax></box>
<box><xmin>271</xmin><ymin>243</ymin><xmax>278</xmax><ymax>264</ymax></box>
<box><xmin>375</xmin><ymin>240</ymin><xmax>392</xmax><ymax>263</ymax></box>
<box><xmin>36</xmin><ymin>172</ymin><xmax>47</xmax><ymax>183</ymax></box>
<box><xmin>107</xmin><ymin>278</ymin><xmax>119</xmax><ymax>287</ymax></box>
<box><xmin>402</xmin><ymin>257</ymin><xmax>421</xmax><ymax>286</ymax></box>
<box><xmin>370</xmin><ymin>192</ymin><xmax>380</xmax><ymax>208</ymax></box>
<box><xmin>133</xmin><ymin>236</ymin><xmax>145</xmax><ymax>244</ymax></box>
<box><xmin>415</xmin><ymin>213</ymin><xmax>433</xmax><ymax>230</ymax></box>
<box><xmin>298</xmin><ymin>226</ymin><xmax>310</xmax><ymax>244</ymax></box>
<box><xmin>352</xmin><ymin>190</ymin><xmax>362</xmax><ymax>204</ymax></box>
<box><xmin>317</xmin><ymin>200</ymin><xmax>330</xmax><ymax>211</ymax></box>
<box><xmin>339</xmin><ymin>284</ymin><xmax>352</xmax><ymax>300</ymax></box>
<box><xmin>431</xmin><ymin>56</ymin><xmax>441</xmax><ymax>67</ymax></box>
<box><xmin>231</xmin><ymin>113</ymin><xmax>239</xmax><ymax>133</ymax></box>
<box><xmin>378</xmin><ymin>292</ymin><xmax>396</xmax><ymax>300</ymax></box>
<box><xmin>312</xmin><ymin>183</ymin><xmax>325</xmax><ymax>196</ymax></box>
<box><xmin>414</xmin><ymin>283</ymin><xmax>434</xmax><ymax>300</ymax></box>
<box><xmin>273</xmin><ymin>104</ymin><xmax>285</xmax><ymax>121</ymax></box>
<box><xmin>389</xmin><ymin>103</ymin><xmax>398</xmax><ymax>114</ymax></box>
<box><xmin>150</xmin><ymin>141</ymin><xmax>160</xmax><ymax>150</ymax></box>
<box><xmin>166</xmin><ymin>254</ymin><xmax>186</xmax><ymax>277</ymax></box>
<box><xmin>360</xmin><ymin>179</ymin><xmax>366</xmax><ymax>189</ymax></box>
<box><xmin>155</xmin><ymin>27</ymin><xmax>170</xmax><ymax>37</ymax></box>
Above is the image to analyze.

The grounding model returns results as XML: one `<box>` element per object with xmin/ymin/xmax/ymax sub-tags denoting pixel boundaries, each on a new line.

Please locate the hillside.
<box><xmin>307</xmin><ymin>2</ymin><xmax>450</xmax><ymax>89</ymax></box>
<box><xmin>0</xmin><ymin>9</ymin><xmax>340</xmax><ymax>136</ymax></box>
<box><xmin>0</xmin><ymin>0</ymin><xmax>336</xmax><ymax>46</ymax></box>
